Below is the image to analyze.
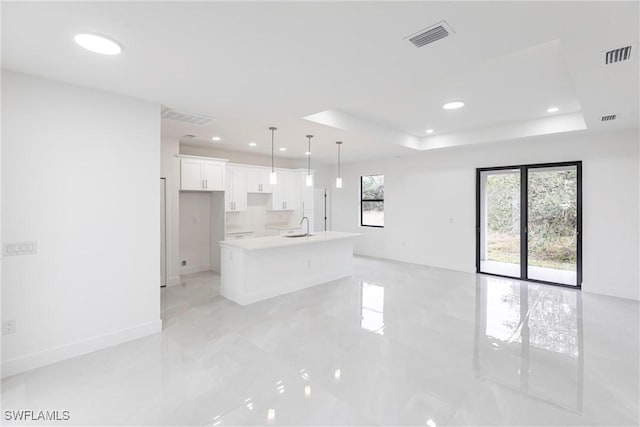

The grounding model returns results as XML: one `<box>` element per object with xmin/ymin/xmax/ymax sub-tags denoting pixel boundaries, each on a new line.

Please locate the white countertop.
<box><xmin>264</xmin><ymin>223</ymin><xmax>302</xmax><ymax>231</ymax></box>
<box><xmin>224</xmin><ymin>229</ymin><xmax>254</xmax><ymax>235</ymax></box>
<box><xmin>219</xmin><ymin>231</ymin><xmax>360</xmax><ymax>251</ymax></box>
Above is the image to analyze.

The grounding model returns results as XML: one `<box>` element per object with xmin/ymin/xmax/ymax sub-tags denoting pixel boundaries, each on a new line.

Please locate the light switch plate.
<box><xmin>3</xmin><ymin>241</ymin><xmax>37</xmax><ymax>256</ymax></box>
<box><xmin>2</xmin><ymin>320</ymin><xmax>16</xmax><ymax>335</ymax></box>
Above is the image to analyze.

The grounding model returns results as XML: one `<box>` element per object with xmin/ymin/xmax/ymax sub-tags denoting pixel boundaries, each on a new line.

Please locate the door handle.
<box><xmin>205</xmin><ymin>179</ymin><xmax>208</xmax><ymax>189</ymax></box>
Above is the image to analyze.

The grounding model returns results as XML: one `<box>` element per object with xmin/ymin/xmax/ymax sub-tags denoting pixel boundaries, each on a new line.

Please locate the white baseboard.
<box><xmin>179</xmin><ymin>264</ymin><xmax>211</xmax><ymax>275</ymax></box>
<box><xmin>1</xmin><ymin>319</ymin><xmax>162</xmax><ymax>378</ymax></box>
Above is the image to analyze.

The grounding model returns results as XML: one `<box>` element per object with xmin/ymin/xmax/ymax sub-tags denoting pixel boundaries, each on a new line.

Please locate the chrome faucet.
<box><xmin>300</xmin><ymin>216</ymin><xmax>310</xmax><ymax>236</ymax></box>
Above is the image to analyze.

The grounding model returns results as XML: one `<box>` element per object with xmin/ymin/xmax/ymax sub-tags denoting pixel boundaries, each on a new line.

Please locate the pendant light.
<box><xmin>335</xmin><ymin>141</ymin><xmax>343</xmax><ymax>188</ymax></box>
<box><xmin>305</xmin><ymin>135</ymin><xmax>313</xmax><ymax>187</ymax></box>
<box><xmin>269</xmin><ymin>127</ymin><xmax>277</xmax><ymax>185</ymax></box>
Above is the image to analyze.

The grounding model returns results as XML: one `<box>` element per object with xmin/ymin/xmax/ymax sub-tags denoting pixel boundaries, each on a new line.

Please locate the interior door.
<box><xmin>313</xmin><ymin>187</ymin><xmax>327</xmax><ymax>232</ymax></box>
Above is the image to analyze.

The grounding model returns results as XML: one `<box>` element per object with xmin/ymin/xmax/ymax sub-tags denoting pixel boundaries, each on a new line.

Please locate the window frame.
<box><xmin>360</xmin><ymin>174</ymin><xmax>384</xmax><ymax>228</ymax></box>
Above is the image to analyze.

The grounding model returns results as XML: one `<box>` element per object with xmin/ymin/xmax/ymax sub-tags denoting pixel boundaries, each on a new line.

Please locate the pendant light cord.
<box><xmin>308</xmin><ymin>138</ymin><xmax>311</xmax><ymax>173</ymax></box>
<box><xmin>269</xmin><ymin>127</ymin><xmax>276</xmax><ymax>173</ymax></box>
<box><xmin>306</xmin><ymin>135</ymin><xmax>313</xmax><ymax>175</ymax></box>
<box><xmin>338</xmin><ymin>142</ymin><xmax>341</xmax><ymax>177</ymax></box>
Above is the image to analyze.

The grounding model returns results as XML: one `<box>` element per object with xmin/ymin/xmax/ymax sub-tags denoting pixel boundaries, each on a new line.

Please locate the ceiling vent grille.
<box><xmin>161</xmin><ymin>108</ymin><xmax>214</xmax><ymax>125</ymax></box>
<box><xmin>405</xmin><ymin>21</ymin><xmax>454</xmax><ymax>48</ymax></box>
<box><xmin>605</xmin><ymin>46</ymin><xmax>632</xmax><ymax>64</ymax></box>
<box><xmin>601</xmin><ymin>114</ymin><xmax>617</xmax><ymax>121</ymax></box>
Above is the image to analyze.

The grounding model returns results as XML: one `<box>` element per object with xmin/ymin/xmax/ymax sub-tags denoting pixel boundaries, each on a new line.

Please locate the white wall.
<box><xmin>332</xmin><ymin>129</ymin><xmax>640</xmax><ymax>301</ymax></box>
<box><xmin>179</xmin><ymin>192</ymin><xmax>212</xmax><ymax>274</ymax></box>
<box><xmin>1</xmin><ymin>71</ymin><xmax>162</xmax><ymax>376</ymax></box>
<box><xmin>180</xmin><ymin>143</ymin><xmax>307</xmax><ymax>169</ymax></box>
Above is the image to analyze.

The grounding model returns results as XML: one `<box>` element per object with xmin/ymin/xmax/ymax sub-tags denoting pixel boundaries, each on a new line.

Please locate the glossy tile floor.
<box><xmin>2</xmin><ymin>257</ymin><xmax>639</xmax><ymax>426</ymax></box>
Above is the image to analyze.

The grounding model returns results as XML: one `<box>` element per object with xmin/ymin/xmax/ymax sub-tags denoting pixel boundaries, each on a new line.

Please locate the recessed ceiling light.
<box><xmin>442</xmin><ymin>101</ymin><xmax>464</xmax><ymax>110</ymax></box>
<box><xmin>279</xmin><ymin>147</ymin><xmax>287</xmax><ymax>152</ymax></box>
<box><xmin>211</xmin><ymin>136</ymin><xmax>221</xmax><ymax>141</ymax></box>
<box><xmin>547</xmin><ymin>107</ymin><xmax>559</xmax><ymax>113</ymax></box>
<box><xmin>305</xmin><ymin>151</ymin><xmax>311</xmax><ymax>155</ymax></box>
<box><xmin>74</xmin><ymin>33</ymin><xmax>122</xmax><ymax>55</ymax></box>
<box><xmin>426</xmin><ymin>129</ymin><xmax>434</xmax><ymax>134</ymax></box>
<box><xmin>248</xmin><ymin>142</ymin><xmax>257</xmax><ymax>147</ymax></box>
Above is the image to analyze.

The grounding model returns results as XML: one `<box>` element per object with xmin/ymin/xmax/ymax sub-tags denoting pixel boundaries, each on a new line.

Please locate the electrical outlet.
<box><xmin>2</xmin><ymin>320</ymin><xmax>16</xmax><ymax>335</ymax></box>
<box><xmin>3</xmin><ymin>241</ymin><xmax>37</xmax><ymax>257</ymax></box>
<box><xmin>181</xmin><ymin>260</ymin><xmax>187</xmax><ymax>266</ymax></box>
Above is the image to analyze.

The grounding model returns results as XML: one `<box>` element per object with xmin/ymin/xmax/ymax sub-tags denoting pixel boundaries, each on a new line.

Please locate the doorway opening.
<box><xmin>476</xmin><ymin>162</ymin><xmax>582</xmax><ymax>287</ymax></box>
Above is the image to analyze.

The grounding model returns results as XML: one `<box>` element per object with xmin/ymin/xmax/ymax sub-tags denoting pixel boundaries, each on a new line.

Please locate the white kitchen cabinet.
<box><xmin>246</xmin><ymin>167</ymin><xmax>273</xmax><ymax>194</ymax></box>
<box><xmin>225</xmin><ymin>165</ymin><xmax>247</xmax><ymax>212</ymax></box>
<box><xmin>271</xmin><ymin>170</ymin><xmax>295</xmax><ymax>211</ymax></box>
<box><xmin>298</xmin><ymin>171</ymin><xmax>315</xmax><ymax>211</ymax></box>
<box><xmin>180</xmin><ymin>157</ymin><xmax>226</xmax><ymax>191</ymax></box>
<box><xmin>203</xmin><ymin>161</ymin><xmax>225</xmax><ymax>191</ymax></box>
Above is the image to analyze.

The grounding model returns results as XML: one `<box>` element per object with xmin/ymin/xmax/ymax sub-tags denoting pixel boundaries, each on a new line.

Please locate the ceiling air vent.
<box><xmin>161</xmin><ymin>108</ymin><xmax>214</xmax><ymax>125</ymax></box>
<box><xmin>405</xmin><ymin>21</ymin><xmax>454</xmax><ymax>48</ymax></box>
<box><xmin>605</xmin><ymin>46</ymin><xmax>632</xmax><ymax>64</ymax></box>
<box><xmin>601</xmin><ymin>115</ymin><xmax>617</xmax><ymax>121</ymax></box>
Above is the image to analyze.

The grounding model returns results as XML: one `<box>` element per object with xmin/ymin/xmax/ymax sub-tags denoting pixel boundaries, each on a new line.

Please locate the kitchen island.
<box><xmin>219</xmin><ymin>231</ymin><xmax>359</xmax><ymax>305</ymax></box>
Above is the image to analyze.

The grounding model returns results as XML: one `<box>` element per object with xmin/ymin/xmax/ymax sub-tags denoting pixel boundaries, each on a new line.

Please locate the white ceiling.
<box><xmin>2</xmin><ymin>1</ymin><xmax>638</xmax><ymax>164</ymax></box>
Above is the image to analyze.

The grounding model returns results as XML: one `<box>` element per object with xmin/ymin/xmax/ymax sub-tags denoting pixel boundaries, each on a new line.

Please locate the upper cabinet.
<box><xmin>180</xmin><ymin>157</ymin><xmax>313</xmax><ymax>215</ymax></box>
<box><xmin>225</xmin><ymin>165</ymin><xmax>248</xmax><ymax>212</ymax></box>
<box><xmin>246</xmin><ymin>167</ymin><xmax>273</xmax><ymax>194</ymax></box>
<box><xmin>180</xmin><ymin>157</ymin><xmax>226</xmax><ymax>191</ymax></box>
<box><xmin>271</xmin><ymin>170</ymin><xmax>296</xmax><ymax>211</ymax></box>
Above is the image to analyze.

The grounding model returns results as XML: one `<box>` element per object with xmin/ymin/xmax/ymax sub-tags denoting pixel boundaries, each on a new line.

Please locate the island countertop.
<box><xmin>219</xmin><ymin>231</ymin><xmax>360</xmax><ymax>251</ymax></box>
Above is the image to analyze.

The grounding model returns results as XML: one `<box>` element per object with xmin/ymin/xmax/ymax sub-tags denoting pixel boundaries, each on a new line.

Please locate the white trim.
<box><xmin>1</xmin><ymin>320</ymin><xmax>162</xmax><ymax>378</ymax></box>
<box><xmin>175</xmin><ymin>154</ymin><xmax>228</xmax><ymax>162</ymax></box>
<box><xmin>179</xmin><ymin>264</ymin><xmax>211</xmax><ymax>275</ymax></box>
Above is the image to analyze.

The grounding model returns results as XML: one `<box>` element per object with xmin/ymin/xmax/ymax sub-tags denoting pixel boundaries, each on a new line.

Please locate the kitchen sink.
<box><xmin>284</xmin><ymin>233</ymin><xmax>314</xmax><ymax>238</ymax></box>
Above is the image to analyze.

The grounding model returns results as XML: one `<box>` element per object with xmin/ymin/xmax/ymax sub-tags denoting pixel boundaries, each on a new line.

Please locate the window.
<box><xmin>361</xmin><ymin>175</ymin><xmax>384</xmax><ymax>227</ymax></box>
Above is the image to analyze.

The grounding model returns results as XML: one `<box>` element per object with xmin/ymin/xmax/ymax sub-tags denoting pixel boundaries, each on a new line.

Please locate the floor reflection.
<box><xmin>360</xmin><ymin>282</ymin><xmax>385</xmax><ymax>335</ymax></box>
<box><xmin>474</xmin><ymin>276</ymin><xmax>584</xmax><ymax>412</ymax></box>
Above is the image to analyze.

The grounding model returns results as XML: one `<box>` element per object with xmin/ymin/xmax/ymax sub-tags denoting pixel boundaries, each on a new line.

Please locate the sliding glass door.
<box><xmin>477</xmin><ymin>162</ymin><xmax>582</xmax><ymax>287</ymax></box>
<box><xmin>478</xmin><ymin>168</ymin><xmax>521</xmax><ymax>278</ymax></box>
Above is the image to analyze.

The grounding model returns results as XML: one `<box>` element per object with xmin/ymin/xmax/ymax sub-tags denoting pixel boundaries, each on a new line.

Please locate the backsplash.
<box><xmin>225</xmin><ymin>193</ymin><xmax>298</xmax><ymax>237</ymax></box>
